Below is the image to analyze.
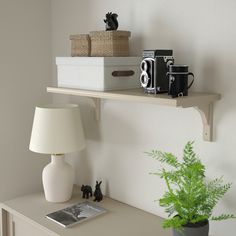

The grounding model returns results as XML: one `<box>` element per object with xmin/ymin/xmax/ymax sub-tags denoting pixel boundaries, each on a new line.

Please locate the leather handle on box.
<box><xmin>112</xmin><ymin>70</ymin><xmax>135</xmax><ymax>77</ymax></box>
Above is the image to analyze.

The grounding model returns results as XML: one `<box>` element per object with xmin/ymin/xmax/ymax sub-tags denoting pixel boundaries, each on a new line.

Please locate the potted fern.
<box><xmin>146</xmin><ymin>141</ymin><xmax>235</xmax><ymax>236</ymax></box>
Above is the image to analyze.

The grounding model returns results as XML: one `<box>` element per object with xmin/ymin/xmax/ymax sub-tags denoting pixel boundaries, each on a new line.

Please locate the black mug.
<box><xmin>167</xmin><ymin>65</ymin><xmax>194</xmax><ymax>98</ymax></box>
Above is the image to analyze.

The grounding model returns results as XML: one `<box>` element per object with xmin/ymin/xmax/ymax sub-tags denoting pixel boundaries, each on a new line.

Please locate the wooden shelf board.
<box><xmin>47</xmin><ymin>87</ymin><xmax>220</xmax><ymax>108</ymax></box>
<box><xmin>47</xmin><ymin>87</ymin><xmax>220</xmax><ymax>141</ymax></box>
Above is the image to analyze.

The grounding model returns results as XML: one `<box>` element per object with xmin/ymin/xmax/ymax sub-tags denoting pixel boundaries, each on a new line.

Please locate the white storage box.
<box><xmin>56</xmin><ymin>57</ymin><xmax>142</xmax><ymax>91</ymax></box>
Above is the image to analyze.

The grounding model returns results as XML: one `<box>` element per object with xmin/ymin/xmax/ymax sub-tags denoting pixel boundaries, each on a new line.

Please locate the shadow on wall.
<box><xmin>214</xmin><ymin>158</ymin><xmax>236</xmax><ymax>208</ymax></box>
<box><xmin>68</xmin><ymin>149</ymin><xmax>93</xmax><ymax>186</ymax></box>
<box><xmin>200</xmin><ymin>55</ymin><xmax>236</xmax><ymax>128</ymax></box>
<box><xmin>78</xmin><ymin>100</ymin><xmax>139</xmax><ymax>146</ymax></box>
<box><xmin>69</xmin><ymin>95</ymin><xmax>102</xmax><ymax>141</ymax></box>
<box><xmin>75</xmin><ymin>97</ymin><xmax>203</xmax><ymax>147</ymax></box>
<box><xmin>197</xmin><ymin>54</ymin><xmax>220</xmax><ymax>92</ymax></box>
<box><xmin>129</xmin><ymin>33</ymin><xmax>144</xmax><ymax>56</ymax></box>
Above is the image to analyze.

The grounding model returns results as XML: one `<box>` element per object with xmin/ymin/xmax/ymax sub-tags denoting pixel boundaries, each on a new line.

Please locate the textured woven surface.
<box><xmin>70</xmin><ymin>34</ymin><xmax>91</xmax><ymax>57</ymax></box>
<box><xmin>90</xmin><ymin>30</ymin><xmax>131</xmax><ymax>39</ymax></box>
<box><xmin>90</xmin><ymin>31</ymin><xmax>130</xmax><ymax>57</ymax></box>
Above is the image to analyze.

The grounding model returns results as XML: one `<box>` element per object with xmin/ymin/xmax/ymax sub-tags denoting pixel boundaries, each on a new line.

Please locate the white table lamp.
<box><xmin>29</xmin><ymin>104</ymin><xmax>85</xmax><ymax>203</ymax></box>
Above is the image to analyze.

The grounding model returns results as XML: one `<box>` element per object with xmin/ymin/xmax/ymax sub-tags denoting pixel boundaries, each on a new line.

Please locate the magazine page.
<box><xmin>46</xmin><ymin>201</ymin><xmax>106</xmax><ymax>228</ymax></box>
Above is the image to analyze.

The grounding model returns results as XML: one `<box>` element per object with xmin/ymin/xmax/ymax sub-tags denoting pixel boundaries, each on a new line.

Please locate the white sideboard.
<box><xmin>0</xmin><ymin>187</ymin><xmax>171</xmax><ymax>236</ymax></box>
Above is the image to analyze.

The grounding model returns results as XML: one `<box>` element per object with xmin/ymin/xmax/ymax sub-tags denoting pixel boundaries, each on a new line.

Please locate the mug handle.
<box><xmin>166</xmin><ymin>72</ymin><xmax>175</xmax><ymax>95</ymax></box>
<box><xmin>188</xmin><ymin>72</ymin><xmax>194</xmax><ymax>89</ymax></box>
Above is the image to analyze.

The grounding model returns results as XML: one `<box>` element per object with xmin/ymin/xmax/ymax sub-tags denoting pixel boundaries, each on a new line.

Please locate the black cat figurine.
<box><xmin>81</xmin><ymin>185</ymin><xmax>93</xmax><ymax>199</ymax></box>
<box><xmin>94</xmin><ymin>181</ymin><xmax>103</xmax><ymax>202</ymax></box>
<box><xmin>104</xmin><ymin>12</ymin><xmax>118</xmax><ymax>31</ymax></box>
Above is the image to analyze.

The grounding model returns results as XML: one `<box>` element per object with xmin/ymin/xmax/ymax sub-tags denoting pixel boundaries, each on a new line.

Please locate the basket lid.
<box><xmin>70</xmin><ymin>34</ymin><xmax>90</xmax><ymax>40</ymax></box>
<box><xmin>90</xmin><ymin>30</ymin><xmax>131</xmax><ymax>39</ymax></box>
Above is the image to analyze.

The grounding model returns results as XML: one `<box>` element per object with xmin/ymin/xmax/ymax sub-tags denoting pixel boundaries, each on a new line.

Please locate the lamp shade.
<box><xmin>29</xmin><ymin>104</ymin><xmax>85</xmax><ymax>154</ymax></box>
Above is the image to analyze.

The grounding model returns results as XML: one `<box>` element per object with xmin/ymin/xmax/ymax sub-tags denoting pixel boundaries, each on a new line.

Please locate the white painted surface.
<box><xmin>42</xmin><ymin>155</ymin><xmax>75</xmax><ymax>203</ymax></box>
<box><xmin>1</xmin><ymin>190</ymin><xmax>171</xmax><ymax>236</ymax></box>
<box><xmin>11</xmin><ymin>214</ymin><xmax>51</xmax><ymax>236</ymax></box>
<box><xmin>51</xmin><ymin>1</ymin><xmax>236</xmax><ymax>236</ymax></box>
<box><xmin>0</xmin><ymin>0</ymin><xmax>51</xmax><ymax>201</ymax></box>
<box><xmin>56</xmin><ymin>57</ymin><xmax>141</xmax><ymax>91</ymax></box>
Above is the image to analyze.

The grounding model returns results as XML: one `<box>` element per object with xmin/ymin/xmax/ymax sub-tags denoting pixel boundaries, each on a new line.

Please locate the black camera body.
<box><xmin>140</xmin><ymin>49</ymin><xmax>174</xmax><ymax>94</ymax></box>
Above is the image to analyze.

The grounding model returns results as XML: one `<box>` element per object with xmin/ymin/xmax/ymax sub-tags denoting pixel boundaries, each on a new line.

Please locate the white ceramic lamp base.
<box><xmin>42</xmin><ymin>154</ymin><xmax>75</xmax><ymax>203</ymax></box>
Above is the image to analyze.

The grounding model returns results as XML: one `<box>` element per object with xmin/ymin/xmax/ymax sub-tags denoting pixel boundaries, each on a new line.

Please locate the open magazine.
<box><xmin>46</xmin><ymin>201</ymin><xmax>106</xmax><ymax>228</ymax></box>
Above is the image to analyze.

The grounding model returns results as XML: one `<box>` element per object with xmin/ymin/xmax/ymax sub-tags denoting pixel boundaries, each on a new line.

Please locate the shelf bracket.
<box><xmin>91</xmin><ymin>98</ymin><xmax>101</xmax><ymax>121</ymax></box>
<box><xmin>195</xmin><ymin>103</ymin><xmax>213</xmax><ymax>142</ymax></box>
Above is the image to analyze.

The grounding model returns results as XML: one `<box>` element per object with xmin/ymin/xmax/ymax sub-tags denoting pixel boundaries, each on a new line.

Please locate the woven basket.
<box><xmin>90</xmin><ymin>30</ymin><xmax>131</xmax><ymax>57</ymax></box>
<box><xmin>70</xmin><ymin>34</ymin><xmax>91</xmax><ymax>57</ymax></box>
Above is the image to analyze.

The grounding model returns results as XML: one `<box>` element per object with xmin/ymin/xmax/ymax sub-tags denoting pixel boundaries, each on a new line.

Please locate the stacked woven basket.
<box><xmin>70</xmin><ymin>30</ymin><xmax>131</xmax><ymax>57</ymax></box>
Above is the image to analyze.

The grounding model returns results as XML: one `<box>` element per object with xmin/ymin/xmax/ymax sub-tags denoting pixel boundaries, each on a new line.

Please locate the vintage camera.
<box><xmin>140</xmin><ymin>49</ymin><xmax>174</xmax><ymax>94</ymax></box>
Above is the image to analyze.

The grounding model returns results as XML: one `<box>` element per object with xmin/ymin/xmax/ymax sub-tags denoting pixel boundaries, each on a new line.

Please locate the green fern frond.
<box><xmin>211</xmin><ymin>214</ymin><xmax>236</xmax><ymax>221</ymax></box>
<box><xmin>146</xmin><ymin>150</ymin><xmax>180</xmax><ymax>168</ymax></box>
<box><xmin>162</xmin><ymin>217</ymin><xmax>185</xmax><ymax>230</ymax></box>
<box><xmin>146</xmin><ymin>141</ymin><xmax>236</xmax><ymax>230</ymax></box>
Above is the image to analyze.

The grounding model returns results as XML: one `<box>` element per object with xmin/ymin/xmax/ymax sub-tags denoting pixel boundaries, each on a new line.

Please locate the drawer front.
<box><xmin>1</xmin><ymin>208</ymin><xmax>7</xmax><ymax>236</ymax></box>
<box><xmin>7</xmin><ymin>214</ymin><xmax>52</xmax><ymax>236</ymax></box>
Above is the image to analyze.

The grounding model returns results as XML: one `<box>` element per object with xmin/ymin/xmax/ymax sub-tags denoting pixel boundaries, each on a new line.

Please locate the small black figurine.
<box><xmin>81</xmin><ymin>185</ymin><xmax>93</xmax><ymax>199</ymax></box>
<box><xmin>94</xmin><ymin>181</ymin><xmax>103</xmax><ymax>202</ymax></box>
<box><xmin>104</xmin><ymin>12</ymin><xmax>118</xmax><ymax>31</ymax></box>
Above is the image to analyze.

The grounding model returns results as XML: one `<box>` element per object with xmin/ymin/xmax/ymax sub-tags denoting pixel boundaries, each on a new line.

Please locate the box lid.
<box><xmin>56</xmin><ymin>57</ymin><xmax>141</xmax><ymax>66</ymax></box>
<box><xmin>70</xmin><ymin>34</ymin><xmax>90</xmax><ymax>40</ymax></box>
<box><xmin>90</xmin><ymin>30</ymin><xmax>131</xmax><ymax>39</ymax></box>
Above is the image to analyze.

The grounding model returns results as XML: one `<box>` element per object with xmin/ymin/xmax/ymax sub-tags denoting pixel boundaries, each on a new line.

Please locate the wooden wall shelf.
<box><xmin>47</xmin><ymin>87</ymin><xmax>221</xmax><ymax>142</ymax></box>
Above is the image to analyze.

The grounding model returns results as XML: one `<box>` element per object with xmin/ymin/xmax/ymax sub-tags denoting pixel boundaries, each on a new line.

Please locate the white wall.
<box><xmin>51</xmin><ymin>1</ymin><xmax>236</xmax><ymax>235</ymax></box>
<box><xmin>0</xmin><ymin>0</ymin><xmax>51</xmax><ymax>201</ymax></box>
